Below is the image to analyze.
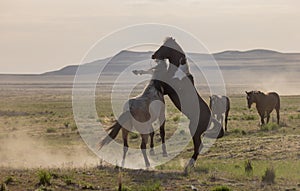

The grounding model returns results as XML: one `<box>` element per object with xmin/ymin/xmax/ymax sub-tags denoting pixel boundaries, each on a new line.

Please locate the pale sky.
<box><xmin>1</xmin><ymin>0</ymin><xmax>299</xmax><ymax>74</ymax></box>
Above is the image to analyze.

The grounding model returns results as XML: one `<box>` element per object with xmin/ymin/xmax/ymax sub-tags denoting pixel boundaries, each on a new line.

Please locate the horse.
<box><xmin>209</xmin><ymin>95</ymin><xmax>230</xmax><ymax>131</ymax></box>
<box><xmin>152</xmin><ymin>37</ymin><xmax>224</xmax><ymax>172</ymax></box>
<box><xmin>99</xmin><ymin>60</ymin><xmax>168</xmax><ymax>168</ymax></box>
<box><xmin>245</xmin><ymin>91</ymin><xmax>280</xmax><ymax>125</ymax></box>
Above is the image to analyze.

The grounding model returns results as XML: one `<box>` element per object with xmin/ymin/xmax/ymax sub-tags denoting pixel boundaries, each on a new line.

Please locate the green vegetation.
<box><xmin>4</xmin><ymin>176</ymin><xmax>14</xmax><ymax>185</ymax></box>
<box><xmin>37</xmin><ymin>170</ymin><xmax>52</xmax><ymax>186</ymax></box>
<box><xmin>140</xmin><ymin>181</ymin><xmax>162</xmax><ymax>191</ymax></box>
<box><xmin>260</xmin><ymin>123</ymin><xmax>280</xmax><ymax>131</ymax></box>
<box><xmin>244</xmin><ymin>160</ymin><xmax>253</xmax><ymax>176</ymax></box>
<box><xmin>129</xmin><ymin>132</ymin><xmax>139</xmax><ymax>139</ymax></box>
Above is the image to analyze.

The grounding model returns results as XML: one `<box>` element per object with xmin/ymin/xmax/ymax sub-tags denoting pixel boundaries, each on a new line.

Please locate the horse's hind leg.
<box><xmin>159</xmin><ymin>121</ymin><xmax>168</xmax><ymax>157</ymax></box>
<box><xmin>276</xmin><ymin>107</ymin><xmax>280</xmax><ymax>125</ymax></box>
<box><xmin>266</xmin><ymin>112</ymin><xmax>271</xmax><ymax>124</ymax></box>
<box><xmin>141</xmin><ymin>134</ymin><xmax>150</xmax><ymax>168</ymax></box>
<box><xmin>149</xmin><ymin>125</ymin><xmax>155</xmax><ymax>156</ymax></box>
<box><xmin>224</xmin><ymin>111</ymin><xmax>229</xmax><ymax>131</ymax></box>
<box><xmin>184</xmin><ymin>121</ymin><xmax>203</xmax><ymax>174</ymax></box>
<box><xmin>121</xmin><ymin>128</ymin><xmax>129</xmax><ymax>168</ymax></box>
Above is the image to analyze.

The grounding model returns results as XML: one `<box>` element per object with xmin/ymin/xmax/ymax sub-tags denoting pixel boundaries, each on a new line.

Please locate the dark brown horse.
<box><xmin>245</xmin><ymin>91</ymin><xmax>280</xmax><ymax>125</ymax></box>
<box><xmin>209</xmin><ymin>95</ymin><xmax>230</xmax><ymax>131</ymax></box>
<box><xmin>152</xmin><ymin>37</ymin><xmax>224</xmax><ymax>172</ymax></box>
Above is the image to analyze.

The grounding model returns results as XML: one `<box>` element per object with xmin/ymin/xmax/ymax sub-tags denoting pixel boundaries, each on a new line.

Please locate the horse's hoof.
<box><xmin>149</xmin><ymin>149</ymin><xmax>155</xmax><ymax>156</ymax></box>
<box><xmin>145</xmin><ymin>163</ymin><xmax>150</xmax><ymax>169</ymax></box>
<box><xmin>183</xmin><ymin>166</ymin><xmax>190</xmax><ymax>176</ymax></box>
<box><xmin>162</xmin><ymin>152</ymin><xmax>168</xmax><ymax>157</ymax></box>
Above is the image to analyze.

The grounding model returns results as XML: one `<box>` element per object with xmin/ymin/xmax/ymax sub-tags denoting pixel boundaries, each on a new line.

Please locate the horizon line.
<box><xmin>1</xmin><ymin>48</ymin><xmax>299</xmax><ymax>75</ymax></box>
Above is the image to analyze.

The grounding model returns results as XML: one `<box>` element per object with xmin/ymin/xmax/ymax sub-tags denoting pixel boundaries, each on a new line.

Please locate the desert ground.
<box><xmin>0</xmin><ymin>78</ymin><xmax>299</xmax><ymax>191</ymax></box>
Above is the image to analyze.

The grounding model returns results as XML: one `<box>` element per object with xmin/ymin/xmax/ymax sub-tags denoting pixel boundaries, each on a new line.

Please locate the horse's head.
<box><xmin>152</xmin><ymin>37</ymin><xmax>186</xmax><ymax>67</ymax></box>
<box><xmin>245</xmin><ymin>91</ymin><xmax>254</xmax><ymax>109</ymax></box>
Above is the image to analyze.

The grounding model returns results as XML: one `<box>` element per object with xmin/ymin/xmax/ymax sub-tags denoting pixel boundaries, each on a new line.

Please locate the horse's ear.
<box><xmin>245</xmin><ymin>91</ymin><xmax>248</xmax><ymax>94</ymax></box>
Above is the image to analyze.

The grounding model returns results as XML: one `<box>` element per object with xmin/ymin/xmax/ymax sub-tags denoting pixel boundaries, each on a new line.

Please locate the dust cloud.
<box><xmin>0</xmin><ymin>133</ymin><xmax>99</xmax><ymax>168</ymax></box>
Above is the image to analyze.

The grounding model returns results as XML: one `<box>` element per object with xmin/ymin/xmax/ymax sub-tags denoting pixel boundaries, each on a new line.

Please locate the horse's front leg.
<box><xmin>158</xmin><ymin>105</ymin><xmax>167</xmax><ymax>157</ymax></box>
<box><xmin>141</xmin><ymin>134</ymin><xmax>150</xmax><ymax>168</ymax></box>
<box><xmin>257</xmin><ymin>109</ymin><xmax>265</xmax><ymax>125</ymax></box>
<box><xmin>260</xmin><ymin>113</ymin><xmax>265</xmax><ymax>125</ymax></box>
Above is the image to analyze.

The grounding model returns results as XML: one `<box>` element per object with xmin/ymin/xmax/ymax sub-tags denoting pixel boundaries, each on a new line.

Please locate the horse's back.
<box><xmin>211</xmin><ymin>95</ymin><xmax>230</xmax><ymax>113</ymax></box>
<box><xmin>267</xmin><ymin>92</ymin><xmax>280</xmax><ymax>109</ymax></box>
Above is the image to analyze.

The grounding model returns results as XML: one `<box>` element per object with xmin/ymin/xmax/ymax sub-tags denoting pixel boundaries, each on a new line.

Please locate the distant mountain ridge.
<box><xmin>41</xmin><ymin>49</ymin><xmax>300</xmax><ymax>76</ymax></box>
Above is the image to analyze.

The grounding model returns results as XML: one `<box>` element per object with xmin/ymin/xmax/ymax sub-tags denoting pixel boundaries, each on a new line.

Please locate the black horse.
<box><xmin>152</xmin><ymin>37</ymin><xmax>224</xmax><ymax>172</ymax></box>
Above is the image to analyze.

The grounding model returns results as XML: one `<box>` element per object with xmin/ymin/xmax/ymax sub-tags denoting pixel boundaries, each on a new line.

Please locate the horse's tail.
<box><xmin>99</xmin><ymin>111</ymin><xmax>130</xmax><ymax>150</ymax></box>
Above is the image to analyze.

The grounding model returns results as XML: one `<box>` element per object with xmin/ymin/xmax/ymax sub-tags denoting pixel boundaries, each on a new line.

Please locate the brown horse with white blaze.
<box><xmin>245</xmin><ymin>91</ymin><xmax>280</xmax><ymax>125</ymax></box>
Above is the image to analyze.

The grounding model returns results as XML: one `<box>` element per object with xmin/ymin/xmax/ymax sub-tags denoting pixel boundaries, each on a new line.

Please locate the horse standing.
<box><xmin>209</xmin><ymin>95</ymin><xmax>230</xmax><ymax>131</ymax></box>
<box><xmin>152</xmin><ymin>37</ymin><xmax>224</xmax><ymax>171</ymax></box>
<box><xmin>245</xmin><ymin>91</ymin><xmax>280</xmax><ymax>125</ymax></box>
<box><xmin>99</xmin><ymin>60</ymin><xmax>168</xmax><ymax>168</ymax></box>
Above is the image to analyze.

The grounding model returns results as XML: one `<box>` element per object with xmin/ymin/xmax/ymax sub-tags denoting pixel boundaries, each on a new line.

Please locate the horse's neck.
<box><xmin>254</xmin><ymin>94</ymin><xmax>266</xmax><ymax>107</ymax></box>
<box><xmin>169</xmin><ymin>55</ymin><xmax>182</xmax><ymax>67</ymax></box>
<box><xmin>141</xmin><ymin>81</ymin><xmax>162</xmax><ymax>97</ymax></box>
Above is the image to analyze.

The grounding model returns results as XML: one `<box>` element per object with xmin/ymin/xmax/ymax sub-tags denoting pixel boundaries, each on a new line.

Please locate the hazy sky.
<box><xmin>1</xmin><ymin>0</ymin><xmax>299</xmax><ymax>74</ymax></box>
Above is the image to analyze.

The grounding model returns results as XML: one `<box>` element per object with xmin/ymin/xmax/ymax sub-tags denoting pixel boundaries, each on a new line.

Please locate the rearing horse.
<box><xmin>152</xmin><ymin>37</ymin><xmax>224</xmax><ymax>171</ymax></box>
<box><xmin>245</xmin><ymin>91</ymin><xmax>280</xmax><ymax>125</ymax></box>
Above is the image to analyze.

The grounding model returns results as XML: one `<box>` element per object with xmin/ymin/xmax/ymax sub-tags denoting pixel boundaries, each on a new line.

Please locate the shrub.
<box><xmin>71</xmin><ymin>124</ymin><xmax>77</xmax><ymax>131</ymax></box>
<box><xmin>241</xmin><ymin>115</ymin><xmax>256</xmax><ymax>120</ymax></box>
<box><xmin>4</xmin><ymin>176</ymin><xmax>14</xmax><ymax>185</ymax></box>
<box><xmin>260</xmin><ymin>123</ymin><xmax>280</xmax><ymax>131</ymax></box>
<box><xmin>172</xmin><ymin>115</ymin><xmax>180</xmax><ymax>122</ymax></box>
<box><xmin>63</xmin><ymin>122</ymin><xmax>70</xmax><ymax>128</ymax></box>
<box><xmin>140</xmin><ymin>181</ymin><xmax>162</xmax><ymax>191</ymax></box>
<box><xmin>211</xmin><ymin>185</ymin><xmax>232</xmax><ymax>191</ymax></box>
<box><xmin>129</xmin><ymin>132</ymin><xmax>139</xmax><ymax>139</ymax></box>
<box><xmin>117</xmin><ymin>185</ymin><xmax>132</xmax><ymax>191</ymax></box>
<box><xmin>262</xmin><ymin>167</ymin><xmax>275</xmax><ymax>184</ymax></box>
<box><xmin>244</xmin><ymin>160</ymin><xmax>253</xmax><ymax>176</ymax></box>
<box><xmin>46</xmin><ymin>128</ymin><xmax>56</xmax><ymax>133</ymax></box>
<box><xmin>231</xmin><ymin>129</ymin><xmax>246</xmax><ymax>136</ymax></box>
<box><xmin>0</xmin><ymin>183</ymin><xmax>7</xmax><ymax>191</ymax></box>
<box><xmin>64</xmin><ymin>178</ymin><xmax>75</xmax><ymax>185</ymax></box>
<box><xmin>37</xmin><ymin>170</ymin><xmax>52</xmax><ymax>186</ymax></box>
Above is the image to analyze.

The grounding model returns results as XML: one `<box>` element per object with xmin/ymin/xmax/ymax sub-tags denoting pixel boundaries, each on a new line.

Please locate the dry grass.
<box><xmin>0</xmin><ymin>86</ymin><xmax>299</xmax><ymax>190</ymax></box>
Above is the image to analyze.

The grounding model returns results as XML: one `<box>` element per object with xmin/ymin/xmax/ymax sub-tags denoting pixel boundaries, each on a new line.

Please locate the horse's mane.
<box><xmin>252</xmin><ymin>91</ymin><xmax>266</xmax><ymax>96</ymax></box>
<box><xmin>163</xmin><ymin>37</ymin><xmax>185</xmax><ymax>55</ymax></box>
<box><xmin>141</xmin><ymin>80</ymin><xmax>163</xmax><ymax>98</ymax></box>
